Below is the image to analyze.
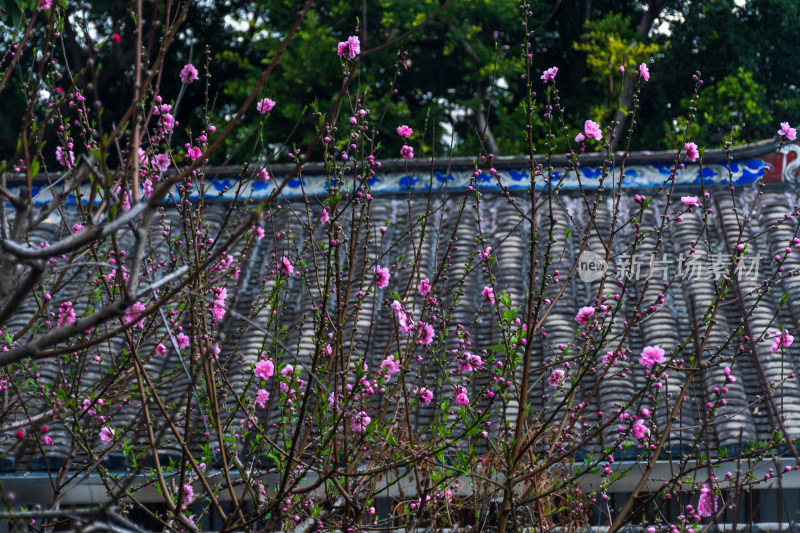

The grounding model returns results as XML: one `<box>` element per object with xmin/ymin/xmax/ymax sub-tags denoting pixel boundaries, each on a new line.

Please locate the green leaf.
<box><xmin>499</xmin><ymin>290</ymin><xmax>511</xmax><ymax>307</ymax></box>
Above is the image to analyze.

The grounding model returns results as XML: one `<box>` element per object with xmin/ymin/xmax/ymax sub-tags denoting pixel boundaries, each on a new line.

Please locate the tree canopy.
<box><xmin>1</xmin><ymin>0</ymin><xmax>798</xmax><ymax>166</ymax></box>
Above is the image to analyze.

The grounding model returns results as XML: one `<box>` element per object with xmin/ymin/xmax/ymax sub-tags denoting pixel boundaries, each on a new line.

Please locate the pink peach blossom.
<box><xmin>685</xmin><ymin>142</ymin><xmax>699</xmax><ymax>162</ymax></box>
<box><xmin>418</xmin><ymin>278</ymin><xmax>431</xmax><ymax>296</ymax></box>
<box><xmin>56</xmin><ymin>146</ymin><xmax>74</xmax><ymax>168</ymax></box>
<box><xmin>418</xmin><ymin>387</ymin><xmax>433</xmax><ymax>404</ymax></box>
<box><xmin>548</xmin><ymin>369</ymin><xmax>564</xmax><ymax>387</ymax></box>
<box><xmin>179</xmin><ymin>64</ymin><xmax>199</xmax><ymax>84</ymax></box>
<box><xmin>575</xmin><ymin>306</ymin><xmax>595</xmax><ymax>325</ymax></box>
<box><xmin>417</xmin><ymin>323</ymin><xmax>434</xmax><ymax>345</ymax></box>
<box><xmin>482</xmin><ymin>286</ymin><xmax>495</xmax><ymax>305</ymax></box>
<box><xmin>256</xmin><ymin>98</ymin><xmax>275</xmax><ymax>114</ymax></box>
<box><xmin>143</xmin><ymin>179</ymin><xmax>153</xmax><ymax>199</ymax></box>
<box><xmin>631</xmin><ymin>418</ymin><xmax>649</xmax><ymax>439</ymax></box>
<box><xmin>681</xmin><ymin>196</ymin><xmax>699</xmax><ymax>206</ymax></box>
<box><xmin>351</xmin><ymin>411</ymin><xmax>371</xmax><ymax>432</ymax></box>
<box><xmin>771</xmin><ymin>331</ymin><xmax>794</xmax><ymax>353</ymax></box>
<box><xmin>639</xmin><ymin>62</ymin><xmax>650</xmax><ymax>81</ymax></box>
<box><xmin>541</xmin><ymin>66</ymin><xmax>558</xmax><ymax>82</ymax></box>
<box><xmin>280</xmin><ymin>257</ymin><xmax>294</xmax><ymax>276</ymax></box>
<box><xmin>375</xmin><ymin>265</ymin><xmax>390</xmax><ymax>288</ymax></box>
<box><xmin>639</xmin><ymin>345</ymin><xmax>666</xmax><ymax>368</ymax></box>
<box><xmin>380</xmin><ymin>355</ymin><xmax>401</xmax><ymax>375</ymax></box>
<box><xmin>254</xmin><ymin>359</ymin><xmax>275</xmax><ymax>381</ymax></box>
<box><xmin>392</xmin><ymin>300</ymin><xmax>414</xmax><ymax>334</ymax></box>
<box><xmin>454</xmin><ymin>387</ymin><xmax>470</xmax><ymax>406</ymax></box>
<box><xmin>779</xmin><ymin>122</ymin><xmax>797</xmax><ymax>141</ymax></box>
<box><xmin>176</xmin><ymin>333</ymin><xmax>190</xmax><ymax>350</ymax></box>
<box><xmin>697</xmin><ymin>484</ymin><xmax>716</xmax><ymax>517</ymax></box>
<box><xmin>154</xmin><ymin>153</ymin><xmax>170</xmax><ymax>172</ymax></box>
<box><xmin>337</xmin><ymin>35</ymin><xmax>361</xmax><ymax>59</ymax></box>
<box><xmin>584</xmin><ymin>120</ymin><xmax>602</xmax><ymax>141</ymax></box>
<box><xmin>124</xmin><ymin>301</ymin><xmax>146</xmax><ymax>328</ymax></box>
<box><xmin>99</xmin><ymin>426</ymin><xmax>114</xmax><ymax>445</ymax></box>
<box><xmin>187</xmin><ymin>146</ymin><xmax>203</xmax><ymax>160</ymax></box>
<box><xmin>255</xmin><ymin>389</ymin><xmax>270</xmax><ymax>408</ymax></box>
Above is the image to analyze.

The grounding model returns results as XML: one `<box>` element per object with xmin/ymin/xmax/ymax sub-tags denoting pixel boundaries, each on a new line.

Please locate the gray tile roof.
<box><xmin>2</xmin><ymin>143</ymin><xmax>800</xmax><ymax>503</ymax></box>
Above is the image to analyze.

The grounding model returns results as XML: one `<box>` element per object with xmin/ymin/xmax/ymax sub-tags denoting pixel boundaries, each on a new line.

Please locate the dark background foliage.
<box><xmin>2</xmin><ymin>0</ymin><xmax>799</xmax><ymax>167</ymax></box>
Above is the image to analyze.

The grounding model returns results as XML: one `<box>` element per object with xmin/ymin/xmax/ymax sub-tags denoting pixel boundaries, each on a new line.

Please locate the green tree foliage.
<box><xmin>573</xmin><ymin>12</ymin><xmax>661</xmax><ymax>118</ymax></box>
<box><xmin>2</xmin><ymin>0</ymin><xmax>800</xmax><ymax>166</ymax></box>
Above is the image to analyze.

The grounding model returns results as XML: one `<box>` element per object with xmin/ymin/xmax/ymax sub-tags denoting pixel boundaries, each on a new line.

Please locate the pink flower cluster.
<box><xmin>583</xmin><ymin>120</ymin><xmax>602</xmax><ymax>141</ymax></box>
<box><xmin>575</xmin><ymin>306</ymin><xmax>595</xmax><ymax>326</ymax></box>
<box><xmin>685</xmin><ymin>142</ymin><xmax>699</xmax><ymax>162</ymax></box>
<box><xmin>257</xmin><ymin>98</ymin><xmax>275</xmax><ymax>115</ymax></box>
<box><xmin>380</xmin><ymin>355</ymin><xmax>401</xmax><ymax>375</ymax></box>
<box><xmin>681</xmin><ymin>196</ymin><xmax>699</xmax><ymax>206</ymax></box>
<box><xmin>181</xmin><ymin>484</ymin><xmax>195</xmax><ymax>507</ymax></box>
<box><xmin>697</xmin><ymin>484</ymin><xmax>716</xmax><ymax>517</ymax></box>
<box><xmin>56</xmin><ymin>146</ymin><xmax>74</xmax><ymax>168</ymax></box>
<box><xmin>417</xmin><ymin>387</ymin><xmax>434</xmax><ymax>405</ymax></box>
<box><xmin>211</xmin><ymin>287</ymin><xmax>227</xmax><ymax>321</ymax></box>
<box><xmin>639</xmin><ymin>345</ymin><xmax>666</xmax><ymax>368</ymax></box>
<box><xmin>57</xmin><ymin>301</ymin><xmax>75</xmax><ymax>327</ymax></box>
<box><xmin>397</xmin><ymin>125</ymin><xmax>413</xmax><ymax>138</ymax></box>
<box><xmin>454</xmin><ymin>387</ymin><xmax>470</xmax><ymax>406</ymax></box>
<box><xmin>771</xmin><ymin>331</ymin><xmax>794</xmax><ymax>354</ymax></box>
<box><xmin>337</xmin><ymin>35</ymin><xmax>361</xmax><ymax>59</ymax></box>
<box><xmin>392</xmin><ymin>300</ymin><xmax>414</xmax><ymax>335</ymax></box>
<box><xmin>124</xmin><ymin>301</ymin><xmax>146</xmax><ymax>328</ymax></box>
<box><xmin>99</xmin><ymin>426</ymin><xmax>114</xmax><ymax>446</ymax></box>
<box><xmin>639</xmin><ymin>62</ymin><xmax>650</xmax><ymax>81</ymax></box>
<box><xmin>375</xmin><ymin>265</ymin><xmax>390</xmax><ymax>288</ymax></box>
<box><xmin>351</xmin><ymin>410</ymin><xmax>371</xmax><ymax>432</ymax></box>
<box><xmin>180</xmin><ymin>63</ymin><xmax>199</xmax><ymax>84</ymax></box>
<box><xmin>254</xmin><ymin>358</ymin><xmax>275</xmax><ymax>381</ymax></box>
<box><xmin>541</xmin><ymin>66</ymin><xmax>558</xmax><ymax>82</ymax></box>
<box><xmin>255</xmin><ymin>389</ymin><xmax>270</xmax><ymax>409</ymax></box>
<box><xmin>280</xmin><ymin>257</ymin><xmax>294</xmax><ymax>276</ymax></box>
<box><xmin>391</xmin><ymin>300</ymin><xmax>434</xmax><ymax>345</ymax></box>
<box><xmin>779</xmin><ymin>122</ymin><xmax>797</xmax><ymax>141</ymax></box>
<box><xmin>177</xmin><ymin>333</ymin><xmax>190</xmax><ymax>350</ymax></box>
<box><xmin>457</xmin><ymin>352</ymin><xmax>483</xmax><ymax>373</ymax></box>
<box><xmin>154</xmin><ymin>153</ymin><xmax>170</xmax><ymax>172</ymax></box>
<box><xmin>418</xmin><ymin>323</ymin><xmax>434</xmax><ymax>345</ymax></box>
<box><xmin>548</xmin><ymin>368</ymin><xmax>564</xmax><ymax>387</ymax></box>
<box><xmin>143</xmin><ymin>179</ymin><xmax>153</xmax><ymax>199</ymax></box>
<box><xmin>631</xmin><ymin>419</ymin><xmax>649</xmax><ymax>439</ymax></box>
<box><xmin>482</xmin><ymin>286</ymin><xmax>495</xmax><ymax>305</ymax></box>
<box><xmin>418</xmin><ymin>278</ymin><xmax>431</xmax><ymax>296</ymax></box>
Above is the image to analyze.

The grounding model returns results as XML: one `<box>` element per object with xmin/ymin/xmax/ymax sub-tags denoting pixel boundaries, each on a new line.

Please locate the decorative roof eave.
<box><xmin>205</xmin><ymin>137</ymin><xmax>785</xmax><ymax>174</ymax></box>
<box><xmin>8</xmin><ymin>139</ymin><xmax>800</xmax><ymax>206</ymax></box>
